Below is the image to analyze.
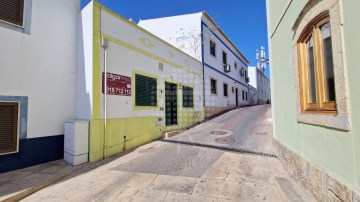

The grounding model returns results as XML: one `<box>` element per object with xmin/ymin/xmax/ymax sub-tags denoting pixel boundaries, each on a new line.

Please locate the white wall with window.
<box><xmin>75</xmin><ymin>2</ymin><xmax>204</xmax><ymax>126</ymax></box>
<box><xmin>0</xmin><ymin>0</ymin><xmax>79</xmax><ymax>140</ymax></box>
<box><xmin>248</xmin><ymin>66</ymin><xmax>271</xmax><ymax>104</ymax></box>
<box><xmin>138</xmin><ymin>12</ymin><xmax>250</xmax><ymax>117</ymax></box>
<box><xmin>0</xmin><ymin>0</ymin><xmax>79</xmax><ymax>172</ymax></box>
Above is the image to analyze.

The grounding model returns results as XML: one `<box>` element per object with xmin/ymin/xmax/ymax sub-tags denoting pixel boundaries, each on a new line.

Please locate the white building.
<box><xmin>138</xmin><ymin>12</ymin><xmax>250</xmax><ymax>118</ymax></box>
<box><xmin>78</xmin><ymin>2</ymin><xmax>204</xmax><ymax>162</ymax></box>
<box><xmin>248</xmin><ymin>66</ymin><xmax>271</xmax><ymax>104</ymax></box>
<box><xmin>0</xmin><ymin>0</ymin><xmax>80</xmax><ymax>172</ymax></box>
<box><xmin>0</xmin><ymin>1</ymin><xmax>204</xmax><ymax>171</ymax></box>
<box><xmin>248</xmin><ymin>85</ymin><xmax>257</xmax><ymax>106</ymax></box>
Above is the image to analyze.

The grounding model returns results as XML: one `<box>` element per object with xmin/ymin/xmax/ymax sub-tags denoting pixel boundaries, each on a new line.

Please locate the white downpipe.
<box><xmin>102</xmin><ymin>37</ymin><xmax>108</xmax><ymax>159</ymax></box>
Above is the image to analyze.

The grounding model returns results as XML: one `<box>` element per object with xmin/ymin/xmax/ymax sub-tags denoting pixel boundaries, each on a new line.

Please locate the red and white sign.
<box><xmin>102</xmin><ymin>72</ymin><xmax>131</xmax><ymax>96</ymax></box>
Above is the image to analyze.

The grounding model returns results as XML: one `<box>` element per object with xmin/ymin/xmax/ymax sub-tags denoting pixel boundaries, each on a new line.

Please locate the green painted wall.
<box><xmin>267</xmin><ymin>0</ymin><xmax>292</xmax><ymax>34</ymax></box>
<box><xmin>267</xmin><ymin>0</ymin><xmax>360</xmax><ymax>190</ymax></box>
<box><xmin>342</xmin><ymin>0</ymin><xmax>360</xmax><ymax>189</ymax></box>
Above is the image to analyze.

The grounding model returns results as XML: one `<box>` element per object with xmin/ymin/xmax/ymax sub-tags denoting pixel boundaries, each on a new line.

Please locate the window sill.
<box><xmin>209</xmin><ymin>53</ymin><xmax>216</xmax><ymax>59</ymax></box>
<box><xmin>0</xmin><ymin>150</ymin><xmax>19</xmax><ymax>156</ymax></box>
<box><xmin>297</xmin><ymin>113</ymin><xmax>351</xmax><ymax>131</ymax></box>
<box><xmin>0</xmin><ymin>19</ymin><xmax>24</xmax><ymax>28</ymax></box>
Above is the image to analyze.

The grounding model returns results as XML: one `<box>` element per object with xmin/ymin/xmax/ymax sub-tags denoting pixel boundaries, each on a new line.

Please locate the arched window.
<box><xmin>297</xmin><ymin>12</ymin><xmax>336</xmax><ymax>114</ymax></box>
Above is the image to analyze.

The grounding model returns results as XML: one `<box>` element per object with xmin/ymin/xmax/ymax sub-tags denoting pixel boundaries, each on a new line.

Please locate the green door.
<box><xmin>165</xmin><ymin>82</ymin><xmax>177</xmax><ymax>126</ymax></box>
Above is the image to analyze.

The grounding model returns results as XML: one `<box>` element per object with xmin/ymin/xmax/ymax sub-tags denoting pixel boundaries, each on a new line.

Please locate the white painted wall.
<box><xmin>0</xmin><ymin>0</ymin><xmax>80</xmax><ymax>138</ymax></box>
<box><xmin>76</xmin><ymin>2</ymin><xmax>93</xmax><ymax>120</ymax></box>
<box><xmin>98</xmin><ymin>9</ymin><xmax>203</xmax><ymax>119</ymax></box>
<box><xmin>204</xmin><ymin>68</ymin><xmax>249</xmax><ymax>107</ymax></box>
<box><xmin>138</xmin><ymin>13</ymin><xmax>203</xmax><ymax>61</ymax></box>
<box><xmin>201</xmin><ymin>15</ymin><xmax>249</xmax><ymax>107</ymax></box>
<box><xmin>248</xmin><ymin>66</ymin><xmax>271</xmax><ymax>103</ymax></box>
<box><xmin>249</xmin><ymin>85</ymin><xmax>257</xmax><ymax>105</ymax></box>
<box><xmin>201</xmin><ymin>15</ymin><xmax>248</xmax><ymax>70</ymax></box>
<box><xmin>248</xmin><ymin>66</ymin><xmax>258</xmax><ymax>88</ymax></box>
<box><xmin>139</xmin><ymin>12</ymin><xmax>250</xmax><ymax>108</ymax></box>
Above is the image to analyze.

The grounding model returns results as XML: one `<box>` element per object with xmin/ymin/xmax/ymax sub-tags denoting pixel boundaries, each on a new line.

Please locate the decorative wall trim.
<box><xmin>274</xmin><ymin>140</ymin><xmax>360</xmax><ymax>201</ymax></box>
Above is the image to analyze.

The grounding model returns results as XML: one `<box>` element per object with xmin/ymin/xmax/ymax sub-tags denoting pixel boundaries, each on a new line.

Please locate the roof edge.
<box><xmin>201</xmin><ymin>12</ymin><xmax>250</xmax><ymax>64</ymax></box>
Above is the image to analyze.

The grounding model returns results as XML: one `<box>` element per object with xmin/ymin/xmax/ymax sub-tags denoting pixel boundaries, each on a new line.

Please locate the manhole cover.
<box><xmin>210</xmin><ymin>131</ymin><xmax>227</xmax><ymax>135</ymax></box>
<box><xmin>215</xmin><ymin>137</ymin><xmax>235</xmax><ymax>144</ymax></box>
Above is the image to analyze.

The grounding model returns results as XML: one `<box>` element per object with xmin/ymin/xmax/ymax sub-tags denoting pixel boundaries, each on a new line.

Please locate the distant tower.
<box><xmin>256</xmin><ymin>46</ymin><xmax>269</xmax><ymax>73</ymax></box>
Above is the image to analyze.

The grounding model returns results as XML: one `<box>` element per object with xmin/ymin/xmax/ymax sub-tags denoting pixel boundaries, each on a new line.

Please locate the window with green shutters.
<box><xmin>135</xmin><ymin>74</ymin><xmax>157</xmax><ymax>106</ymax></box>
<box><xmin>182</xmin><ymin>86</ymin><xmax>193</xmax><ymax>108</ymax></box>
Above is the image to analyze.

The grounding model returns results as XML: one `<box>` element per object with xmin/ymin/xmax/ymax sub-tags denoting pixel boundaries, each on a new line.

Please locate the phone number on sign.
<box><xmin>106</xmin><ymin>87</ymin><xmax>131</xmax><ymax>96</ymax></box>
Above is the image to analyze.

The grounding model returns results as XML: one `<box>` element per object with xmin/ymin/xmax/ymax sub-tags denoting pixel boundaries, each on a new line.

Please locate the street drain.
<box><xmin>210</xmin><ymin>131</ymin><xmax>227</xmax><ymax>135</ymax></box>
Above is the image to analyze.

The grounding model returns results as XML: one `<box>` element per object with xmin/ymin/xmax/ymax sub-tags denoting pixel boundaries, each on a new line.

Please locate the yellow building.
<box><xmin>77</xmin><ymin>2</ymin><xmax>204</xmax><ymax>161</ymax></box>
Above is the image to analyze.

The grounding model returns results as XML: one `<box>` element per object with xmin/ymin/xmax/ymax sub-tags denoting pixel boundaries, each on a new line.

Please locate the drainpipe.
<box><xmin>101</xmin><ymin>37</ymin><xmax>108</xmax><ymax>159</ymax></box>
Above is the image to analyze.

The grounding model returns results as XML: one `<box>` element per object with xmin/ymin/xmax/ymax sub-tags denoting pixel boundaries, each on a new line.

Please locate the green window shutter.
<box><xmin>147</xmin><ymin>77</ymin><xmax>157</xmax><ymax>106</ymax></box>
<box><xmin>183</xmin><ymin>86</ymin><xmax>193</xmax><ymax>108</ymax></box>
<box><xmin>135</xmin><ymin>74</ymin><xmax>157</xmax><ymax>106</ymax></box>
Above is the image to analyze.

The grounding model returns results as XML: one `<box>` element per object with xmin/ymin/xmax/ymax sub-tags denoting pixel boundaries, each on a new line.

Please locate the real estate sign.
<box><xmin>102</xmin><ymin>72</ymin><xmax>131</xmax><ymax>96</ymax></box>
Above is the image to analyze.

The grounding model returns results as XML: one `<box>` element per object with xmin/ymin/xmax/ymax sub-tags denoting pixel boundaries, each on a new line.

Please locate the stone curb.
<box><xmin>161</xmin><ymin>139</ymin><xmax>278</xmax><ymax>158</ymax></box>
<box><xmin>164</xmin><ymin>130</ymin><xmax>184</xmax><ymax>138</ymax></box>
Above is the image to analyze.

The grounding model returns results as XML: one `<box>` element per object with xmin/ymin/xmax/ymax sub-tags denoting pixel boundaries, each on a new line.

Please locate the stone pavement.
<box><xmin>167</xmin><ymin>105</ymin><xmax>276</xmax><ymax>156</ymax></box>
<box><xmin>0</xmin><ymin>144</ymin><xmax>315</xmax><ymax>201</ymax></box>
<box><xmin>0</xmin><ymin>106</ymin><xmax>316</xmax><ymax>202</ymax></box>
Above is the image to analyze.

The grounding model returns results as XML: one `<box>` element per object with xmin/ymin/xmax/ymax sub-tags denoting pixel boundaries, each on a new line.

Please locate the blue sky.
<box><xmin>81</xmin><ymin>0</ymin><xmax>270</xmax><ymax>77</ymax></box>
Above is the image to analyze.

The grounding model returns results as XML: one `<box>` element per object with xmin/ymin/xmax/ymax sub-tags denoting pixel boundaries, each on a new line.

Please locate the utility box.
<box><xmin>64</xmin><ymin>120</ymin><xmax>89</xmax><ymax>165</ymax></box>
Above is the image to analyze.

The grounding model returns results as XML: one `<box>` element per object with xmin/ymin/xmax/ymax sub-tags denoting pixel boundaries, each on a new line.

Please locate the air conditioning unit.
<box><xmin>64</xmin><ymin>120</ymin><xmax>89</xmax><ymax>165</ymax></box>
<box><xmin>224</xmin><ymin>64</ymin><xmax>231</xmax><ymax>72</ymax></box>
<box><xmin>240</xmin><ymin>68</ymin><xmax>244</xmax><ymax>76</ymax></box>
